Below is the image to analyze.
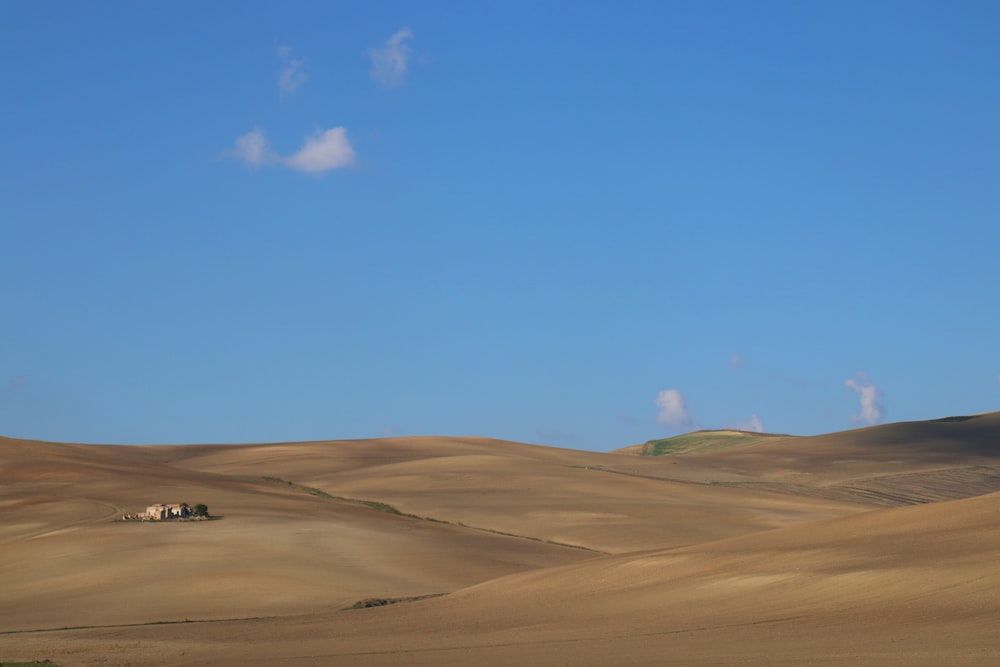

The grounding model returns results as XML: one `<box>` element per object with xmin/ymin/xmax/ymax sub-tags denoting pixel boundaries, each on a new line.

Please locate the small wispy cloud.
<box><xmin>227</xmin><ymin>127</ymin><xmax>355</xmax><ymax>173</ymax></box>
<box><xmin>728</xmin><ymin>353</ymin><xmax>743</xmax><ymax>369</ymax></box>
<box><xmin>734</xmin><ymin>413</ymin><xmax>764</xmax><ymax>432</ymax></box>
<box><xmin>368</xmin><ymin>27</ymin><xmax>414</xmax><ymax>87</ymax></box>
<box><xmin>845</xmin><ymin>372</ymin><xmax>884</xmax><ymax>425</ymax></box>
<box><xmin>228</xmin><ymin>127</ymin><xmax>278</xmax><ymax>167</ymax></box>
<box><xmin>655</xmin><ymin>389</ymin><xmax>691</xmax><ymax>428</ymax></box>
<box><xmin>277</xmin><ymin>46</ymin><xmax>308</xmax><ymax>94</ymax></box>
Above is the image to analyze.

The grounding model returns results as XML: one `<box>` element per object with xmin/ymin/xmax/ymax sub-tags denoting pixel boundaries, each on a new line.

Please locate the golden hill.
<box><xmin>2</xmin><ymin>413</ymin><xmax>1000</xmax><ymax>665</ymax></box>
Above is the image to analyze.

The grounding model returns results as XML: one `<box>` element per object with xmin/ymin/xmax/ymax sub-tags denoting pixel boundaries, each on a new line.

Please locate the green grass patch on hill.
<box><xmin>641</xmin><ymin>431</ymin><xmax>774</xmax><ymax>456</ymax></box>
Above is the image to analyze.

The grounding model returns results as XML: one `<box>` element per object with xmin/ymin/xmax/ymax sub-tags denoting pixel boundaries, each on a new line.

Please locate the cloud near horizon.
<box><xmin>277</xmin><ymin>46</ymin><xmax>308</xmax><ymax>94</ymax></box>
<box><xmin>734</xmin><ymin>413</ymin><xmax>764</xmax><ymax>432</ymax></box>
<box><xmin>227</xmin><ymin>127</ymin><xmax>355</xmax><ymax>173</ymax></box>
<box><xmin>368</xmin><ymin>27</ymin><xmax>414</xmax><ymax>86</ymax></box>
<box><xmin>654</xmin><ymin>389</ymin><xmax>691</xmax><ymax>428</ymax></box>
<box><xmin>845</xmin><ymin>372</ymin><xmax>884</xmax><ymax>425</ymax></box>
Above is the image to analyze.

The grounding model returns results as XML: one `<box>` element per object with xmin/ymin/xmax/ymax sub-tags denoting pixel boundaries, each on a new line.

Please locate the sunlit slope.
<box><xmin>0</xmin><ymin>436</ymin><xmax>594</xmax><ymax>632</ymax></box>
<box><xmin>11</xmin><ymin>488</ymin><xmax>998</xmax><ymax>665</ymax></box>
<box><xmin>309</xmin><ymin>488</ymin><xmax>1000</xmax><ymax>666</ymax></box>
<box><xmin>168</xmin><ymin>436</ymin><xmax>864</xmax><ymax>554</ymax></box>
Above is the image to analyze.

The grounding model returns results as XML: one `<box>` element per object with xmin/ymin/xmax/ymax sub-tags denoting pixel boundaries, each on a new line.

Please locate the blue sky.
<box><xmin>2</xmin><ymin>1</ymin><xmax>999</xmax><ymax>450</ymax></box>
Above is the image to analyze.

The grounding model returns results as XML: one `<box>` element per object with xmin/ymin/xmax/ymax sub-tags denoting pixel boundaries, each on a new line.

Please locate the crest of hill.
<box><xmin>802</xmin><ymin>412</ymin><xmax>1000</xmax><ymax>459</ymax></box>
<box><xmin>688</xmin><ymin>411</ymin><xmax>1000</xmax><ymax>471</ymax></box>
<box><xmin>642</xmin><ymin>412</ymin><xmax>1000</xmax><ymax>506</ymax></box>
<box><xmin>631</xmin><ymin>429</ymin><xmax>793</xmax><ymax>457</ymax></box>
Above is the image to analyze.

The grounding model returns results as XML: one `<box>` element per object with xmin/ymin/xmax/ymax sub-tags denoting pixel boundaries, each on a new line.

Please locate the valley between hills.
<box><xmin>3</xmin><ymin>413</ymin><xmax>1000</xmax><ymax>665</ymax></box>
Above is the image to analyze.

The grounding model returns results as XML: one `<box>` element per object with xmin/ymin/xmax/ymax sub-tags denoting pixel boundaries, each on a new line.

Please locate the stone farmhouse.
<box><xmin>120</xmin><ymin>502</ymin><xmax>209</xmax><ymax>521</ymax></box>
<box><xmin>143</xmin><ymin>503</ymin><xmax>192</xmax><ymax>520</ymax></box>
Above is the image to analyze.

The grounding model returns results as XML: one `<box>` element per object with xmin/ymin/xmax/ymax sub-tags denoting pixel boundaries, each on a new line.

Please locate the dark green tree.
<box><xmin>193</xmin><ymin>503</ymin><xmax>209</xmax><ymax>517</ymax></box>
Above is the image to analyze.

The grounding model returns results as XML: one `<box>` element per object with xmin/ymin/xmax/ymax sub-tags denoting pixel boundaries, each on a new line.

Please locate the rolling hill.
<box><xmin>2</xmin><ymin>413</ymin><xmax>1000</xmax><ymax>665</ymax></box>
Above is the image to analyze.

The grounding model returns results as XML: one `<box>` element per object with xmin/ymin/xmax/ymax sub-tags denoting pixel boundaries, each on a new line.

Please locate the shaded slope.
<box><xmin>605</xmin><ymin>412</ymin><xmax>1000</xmax><ymax>507</ymax></box>
<box><xmin>683</xmin><ymin>412</ymin><xmax>1000</xmax><ymax>478</ymax></box>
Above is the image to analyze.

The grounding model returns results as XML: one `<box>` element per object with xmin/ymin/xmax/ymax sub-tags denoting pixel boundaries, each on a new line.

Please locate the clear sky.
<box><xmin>2</xmin><ymin>1</ymin><xmax>999</xmax><ymax>450</ymax></box>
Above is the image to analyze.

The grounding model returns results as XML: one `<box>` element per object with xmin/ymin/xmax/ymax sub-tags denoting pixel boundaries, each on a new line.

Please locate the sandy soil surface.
<box><xmin>2</xmin><ymin>412</ymin><xmax>999</xmax><ymax>665</ymax></box>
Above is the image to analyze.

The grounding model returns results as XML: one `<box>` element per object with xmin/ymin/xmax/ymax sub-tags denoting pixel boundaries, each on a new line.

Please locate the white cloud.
<box><xmin>278</xmin><ymin>46</ymin><xmax>308</xmax><ymax>94</ymax></box>
<box><xmin>368</xmin><ymin>27</ymin><xmax>414</xmax><ymax>86</ymax></box>
<box><xmin>845</xmin><ymin>372</ymin><xmax>884</xmax><ymax>425</ymax></box>
<box><xmin>283</xmin><ymin>127</ymin><xmax>355</xmax><ymax>172</ymax></box>
<box><xmin>226</xmin><ymin>127</ymin><xmax>355</xmax><ymax>173</ymax></box>
<box><xmin>228</xmin><ymin>128</ymin><xmax>278</xmax><ymax>166</ymax></box>
<box><xmin>655</xmin><ymin>389</ymin><xmax>691</xmax><ymax>428</ymax></box>
<box><xmin>735</xmin><ymin>413</ymin><xmax>764</xmax><ymax>432</ymax></box>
